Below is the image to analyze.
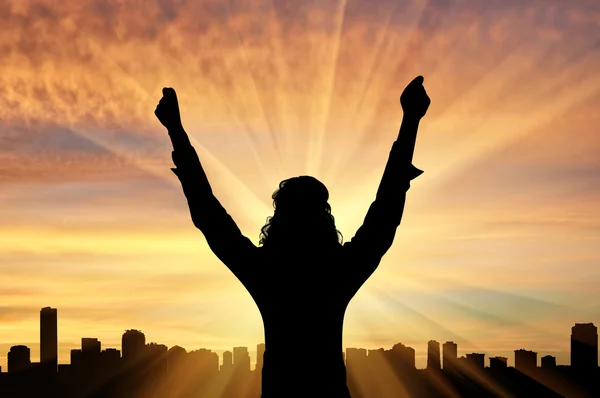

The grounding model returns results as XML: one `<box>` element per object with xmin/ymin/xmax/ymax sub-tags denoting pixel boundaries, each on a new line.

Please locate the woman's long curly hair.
<box><xmin>259</xmin><ymin>176</ymin><xmax>343</xmax><ymax>248</ymax></box>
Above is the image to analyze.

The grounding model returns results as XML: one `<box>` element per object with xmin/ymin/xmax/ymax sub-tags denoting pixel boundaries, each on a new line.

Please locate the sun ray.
<box><xmin>350</xmin><ymin>286</ymin><xmax>476</xmax><ymax>349</ymax></box>
<box><xmin>325</xmin><ymin>0</ymin><xmax>430</xmax><ymax>182</ymax></box>
<box><xmin>263</xmin><ymin>0</ymin><xmax>302</xmax><ymax>176</ymax></box>
<box><xmin>199</xmin><ymin>43</ymin><xmax>278</xmax><ymax>185</ymax></box>
<box><xmin>224</xmin><ymin>1</ymin><xmax>283</xmax><ymax>170</ymax></box>
<box><xmin>384</xmin><ymin>273</ymin><xmax>572</xmax><ymax>338</ymax></box>
<box><xmin>420</xmin><ymin>80</ymin><xmax>600</xmax><ymax>194</ymax></box>
<box><xmin>361</xmin><ymin>287</ymin><xmax>518</xmax><ymax>396</ymax></box>
<box><xmin>385</xmin><ymin>269</ymin><xmax>600</xmax><ymax>360</ymax></box>
<box><xmin>306</xmin><ymin>0</ymin><xmax>348</xmax><ymax>176</ymax></box>
<box><xmin>59</xmin><ymin>15</ymin><xmax>272</xmax><ymax>223</ymax></box>
<box><xmin>327</xmin><ymin>4</ymin><xmax>600</xmax><ymax>197</ymax></box>
<box><xmin>347</xmin><ymin>2</ymin><xmax>403</xmax><ymax>122</ymax></box>
<box><xmin>78</xmin><ymin>7</ymin><xmax>277</xmax><ymax>197</ymax></box>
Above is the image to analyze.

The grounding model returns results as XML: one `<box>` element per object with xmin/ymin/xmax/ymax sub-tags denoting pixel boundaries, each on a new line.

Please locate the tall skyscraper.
<box><xmin>81</xmin><ymin>338</ymin><xmax>102</xmax><ymax>370</ymax></box>
<box><xmin>100</xmin><ymin>348</ymin><xmax>121</xmax><ymax>379</ymax></box>
<box><xmin>427</xmin><ymin>340</ymin><xmax>441</xmax><ymax>370</ymax></box>
<box><xmin>391</xmin><ymin>343</ymin><xmax>416</xmax><ymax>370</ymax></box>
<box><xmin>122</xmin><ymin>329</ymin><xmax>146</xmax><ymax>365</ymax></box>
<box><xmin>367</xmin><ymin>348</ymin><xmax>386</xmax><ymax>366</ymax></box>
<box><xmin>167</xmin><ymin>346</ymin><xmax>187</xmax><ymax>373</ymax></box>
<box><xmin>489</xmin><ymin>357</ymin><xmax>508</xmax><ymax>369</ymax></box>
<box><xmin>222</xmin><ymin>350</ymin><xmax>233</xmax><ymax>371</ymax></box>
<box><xmin>541</xmin><ymin>355</ymin><xmax>556</xmax><ymax>369</ymax></box>
<box><xmin>101</xmin><ymin>348</ymin><xmax>121</xmax><ymax>364</ymax></box>
<box><xmin>206</xmin><ymin>349</ymin><xmax>220</xmax><ymax>372</ymax></box>
<box><xmin>346</xmin><ymin>348</ymin><xmax>367</xmax><ymax>367</ymax></box>
<box><xmin>465</xmin><ymin>353</ymin><xmax>485</xmax><ymax>369</ymax></box>
<box><xmin>8</xmin><ymin>345</ymin><xmax>31</xmax><ymax>374</ymax></box>
<box><xmin>71</xmin><ymin>349</ymin><xmax>83</xmax><ymax>367</ymax></box>
<box><xmin>233</xmin><ymin>346</ymin><xmax>251</xmax><ymax>372</ymax></box>
<box><xmin>40</xmin><ymin>307</ymin><xmax>58</xmax><ymax>371</ymax></box>
<box><xmin>346</xmin><ymin>348</ymin><xmax>367</xmax><ymax>362</ymax></box>
<box><xmin>256</xmin><ymin>343</ymin><xmax>265</xmax><ymax>372</ymax></box>
<box><xmin>442</xmin><ymin>341</ymin><xmax>457</xmax><ymax>370</ymax></box>
<box><xmin>345</xmin><ymin>347</ymin><xmax>368</xmax><ymax>397</ymax></box>
<box><xmin>346</xmin><ymin>347</ymin><xmax>369</xmax><ymax>381</ymax></box>
<box><xmin>514</xmin><ymin>349</ymin><xmax>537</xmax><ymax>372</ymax></box>
<box><xmin>188</xmin><ymin>349</ymin><xmax>219</xmax><ymax>375</ymax></box>
<box><xmin>146</xmin><ymin>343</ymin><xmax>168</xmax><ymax>375</ymax></box>
<box><xmin>82</xmin><ymin>338</ymin><xmax>101</xmax><ymax>353</ymax></box>
<box><xmin>571</xmin><ymin>323</ymin><xmax>598</xmax><ymax>369</ymax></box>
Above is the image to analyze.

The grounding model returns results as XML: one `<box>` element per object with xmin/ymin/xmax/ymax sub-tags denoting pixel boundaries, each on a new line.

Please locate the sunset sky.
<box><xmin>1</xmin><ymin>0</ymin><xmax>600</xmax><ymax>372</ymax></box>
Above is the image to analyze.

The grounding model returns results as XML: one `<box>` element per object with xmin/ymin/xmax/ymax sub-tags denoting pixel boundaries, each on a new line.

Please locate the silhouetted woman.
<box><xmin>155</xmin><ymin>76</ymin><xmax>430</xmax><ymax>398</ymax></box>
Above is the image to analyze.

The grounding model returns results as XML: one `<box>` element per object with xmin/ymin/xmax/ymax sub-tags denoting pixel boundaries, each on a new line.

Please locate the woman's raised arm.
<box><xmin>155</xmin><ymin>88</ymin><xmax>258</xmax><ymax>282</ymax></box>
<box><xmin>342</xmin><ymin>76</ymin><xmax>430</xmax><ymax>283</ymax></box>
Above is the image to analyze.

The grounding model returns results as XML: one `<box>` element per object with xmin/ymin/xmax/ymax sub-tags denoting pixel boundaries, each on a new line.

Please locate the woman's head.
<box><xmin>259</xmin><ymin>176</ymin><xmax>343</xmax><ymax>248</ymax></box>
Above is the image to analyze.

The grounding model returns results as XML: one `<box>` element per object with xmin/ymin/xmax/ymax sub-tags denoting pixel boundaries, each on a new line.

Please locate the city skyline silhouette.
<box><xmin>3</xmin><ymin>307</ymin><xmax>599</xmax><ymax>371</ymax></box>
<box><xmin>0</xmin><ymin>307</ymin><xmax>598</xmax><ymax>397</ymax></box>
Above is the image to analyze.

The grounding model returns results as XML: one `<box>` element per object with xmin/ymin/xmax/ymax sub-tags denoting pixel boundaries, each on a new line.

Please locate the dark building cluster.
<box><xmin>0</xmin><ymin>308</ymin><xmax>598</xmax><ymax>397</ymax></box>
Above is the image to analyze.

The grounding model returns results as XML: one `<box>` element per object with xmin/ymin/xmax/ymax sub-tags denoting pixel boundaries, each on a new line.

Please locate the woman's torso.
<box><xmin>242</xmin><ymin>245</ymin><xmax>356</xmax><ymax>397</ymax></box>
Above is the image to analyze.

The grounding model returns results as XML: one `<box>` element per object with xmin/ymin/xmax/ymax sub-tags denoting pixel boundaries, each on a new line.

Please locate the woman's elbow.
<box><xmin>190</xmin><ymin>214</ymin><xmax>207</xmax><ymax>231</ymax></box>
